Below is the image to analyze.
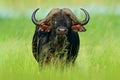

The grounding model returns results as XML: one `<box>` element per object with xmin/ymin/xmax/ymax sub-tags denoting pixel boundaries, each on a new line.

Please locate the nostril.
<box><xmin>58</xmin><ymin>28</ymin><xmax>61</xmax><ymax>32</ymax></box>
<box><xmin>65</xmin><ymin>29</ymin><xmax>68</xmax><ymax>33</ymax></box>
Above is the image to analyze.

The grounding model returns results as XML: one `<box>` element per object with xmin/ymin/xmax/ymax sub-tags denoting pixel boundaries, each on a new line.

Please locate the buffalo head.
<box><xmin>31</xmin><ymin>8</ymin><xmax>90</xmax><ymax>35</ymax></box>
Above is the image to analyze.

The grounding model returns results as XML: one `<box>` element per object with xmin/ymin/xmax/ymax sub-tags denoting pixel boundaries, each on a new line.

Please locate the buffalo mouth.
<box><xmin>56</xmin><ymin>27</ymin><xmax>68</xmax><ymax>35</ymax></box>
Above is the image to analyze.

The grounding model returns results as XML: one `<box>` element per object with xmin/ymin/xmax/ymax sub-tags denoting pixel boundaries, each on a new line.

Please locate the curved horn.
<box><xmin>62</xmin><ymin>8</ymin><xmax>90</xmax><ymax>25</ymax></box>
<box><xmin>31</xmin><ymin>8</ymin><xmax>40</xmax><ymax>25</ymax></box>
<box><xmin>32</xmin><ymin>8</ymin><xmax>61</xmax><ymax>25</ymax></box>
<box><xmin>62</xmin><ymin>8</ymin><xmax>79</xmax><ymax>24</ymax></box>
<box><xmin>79</xmin><ymin>8</ymin><xmax>90</xmax><ymax>25</ymax></box>
<box><xmin>43</xmin><ymin>8</ymin><xmax>60</xmax><ymax>23</ymax></box>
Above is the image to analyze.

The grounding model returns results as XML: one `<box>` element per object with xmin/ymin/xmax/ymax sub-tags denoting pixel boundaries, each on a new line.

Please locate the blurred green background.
<box><xmin>0</xmin><ymin>0</ymin><xmax>120</xmax><ymax>9</ymax></box>
<box><xmin>0</xmin><ymin>0</ymin><xmax>120</xmax><ymax>80</ymax></box>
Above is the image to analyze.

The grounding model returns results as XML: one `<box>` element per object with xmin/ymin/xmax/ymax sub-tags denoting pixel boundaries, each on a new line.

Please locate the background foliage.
<box><xmin>0</xmin><ymin>0</ymin><xmax>120</xmax><ymax>80</ymax></box>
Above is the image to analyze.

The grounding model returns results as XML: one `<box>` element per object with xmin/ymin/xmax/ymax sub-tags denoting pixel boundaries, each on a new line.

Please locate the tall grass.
<box><xmin>0</xmin><ymin>9</ymin><xmax>120</xmax><ymax>80</ymax></box>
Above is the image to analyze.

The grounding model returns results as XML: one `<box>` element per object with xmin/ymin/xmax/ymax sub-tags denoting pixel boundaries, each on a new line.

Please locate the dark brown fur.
<box><xmin>31</xmin><ymin>8</ymin><xmax>90</xmax><ymax>67</ymax></box>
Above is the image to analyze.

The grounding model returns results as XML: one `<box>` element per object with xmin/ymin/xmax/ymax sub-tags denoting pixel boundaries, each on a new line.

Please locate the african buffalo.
<box><xmin>31</xmin><ymin>8</ymin><xmax>90</xmax><ymax>66</ymax></box>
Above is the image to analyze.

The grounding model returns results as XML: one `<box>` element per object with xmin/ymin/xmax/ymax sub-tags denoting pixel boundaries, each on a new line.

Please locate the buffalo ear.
<box><xmin>71</xmin><ymin>24</ymin><xmax>86</xmax><ymax>32</ymax></box>
<box><xmin>38</xmin><ymin>23</ymin><xmax>51</xmax><ymax>32</ymax></box>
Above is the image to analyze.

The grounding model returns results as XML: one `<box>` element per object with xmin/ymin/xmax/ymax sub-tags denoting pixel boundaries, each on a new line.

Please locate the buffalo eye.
<box><xmin>54</xmin><ymin>21</ymin><xmax>57</xmax><ymax>24</ymax></box>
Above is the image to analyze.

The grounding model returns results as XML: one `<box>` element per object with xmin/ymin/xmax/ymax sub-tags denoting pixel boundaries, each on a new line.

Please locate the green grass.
<box><xmin>0</xmin><ymin>12</ymin><xmax>120</xmax><ymax>80</ymax></box>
